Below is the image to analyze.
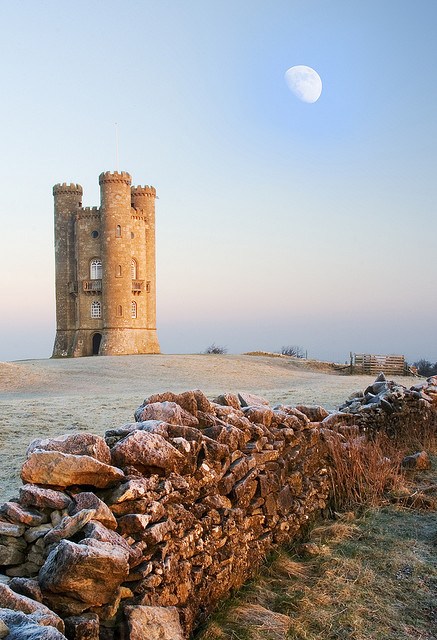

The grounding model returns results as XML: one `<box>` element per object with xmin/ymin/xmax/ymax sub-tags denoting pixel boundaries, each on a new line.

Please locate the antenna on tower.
<box><xmin>115</xmin><ymin>122</ymin><xmax>119</xmax><ymax>172</ymax></box>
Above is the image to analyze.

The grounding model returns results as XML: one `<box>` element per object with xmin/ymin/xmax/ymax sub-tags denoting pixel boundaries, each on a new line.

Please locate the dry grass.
<box><xmin>326</xmin><ymin>433</ymin><xmax>406</xmax><ymax>510</ymax></box>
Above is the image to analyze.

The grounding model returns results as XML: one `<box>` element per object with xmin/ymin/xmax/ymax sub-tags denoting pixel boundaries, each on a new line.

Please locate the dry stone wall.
<box><xmin>0</xmin><ymin>377</ymin><xmax>435</xmax><ymax>639</ymax></box>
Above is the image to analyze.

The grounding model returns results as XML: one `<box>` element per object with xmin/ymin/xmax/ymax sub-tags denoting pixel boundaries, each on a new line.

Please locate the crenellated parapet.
<box><xmin>99</xmin><ymin>171</ymin><xmax>132</xmax><ymax>186</ymax></box>
<box><xmin>78</xmin><ymin>206</ymin><xmax>100</xmax><ymax>219</ymax></box>
<box><xmin>131</xmin><ymin>185</ymin><xmax>156</xmax><ymax>198</ymax></box>
<box><xmin>53</xmin><ymin>183</ymin><xmax>83</xmax><ymax>196</ymax></box>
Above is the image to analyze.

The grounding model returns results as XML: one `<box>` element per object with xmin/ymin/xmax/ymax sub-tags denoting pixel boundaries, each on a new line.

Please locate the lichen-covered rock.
<box><xmin>401</xmin><ymin>451</ymin><xmax>431</xmax><ymax>470</ymax></box>
<box><xmin>0</xmin><ymin>521</ymin><xmax>24</xmax><ymax>538</ymax></box>
<box><xmin>27</xmin><ymin>434</ymin><xmax>111</xmax><ymax>466</ymax></box>
<box><xmin>64</xmin><ymin>612</ymin><xmax>99</xmax><ymax>639</ymax></box>
<box><xmin>21</xmin><ymin>452</ymin><xmax>124</xmax><ymax>489</ymax></box>
<box><xmin>124</xmin><ymin>605</ymin><xmax>185</xmax><ymax>640</ymax></box>
<box><xmin>0</xmin><ymin>503</ymin><xmax>46</xmax><ymax>527</ymax></box>
<box><xmin>238</xmin><ymin>392</ymin><xmax>269</xmax><ymax>407</ymax></box>
<box><xmin>19</xmin><ymin>486</ymin><xmax>72</xmax><ymax>511</ymax></box>
<box><xmin>104</xmin><ymin>477</ymin><xmax>160</xmax><ymax>506</ymax></box>
<box><xmin>0</xmin><ymin>536</ymin><xmax>26</xmax><ymax>566</ymax></box>
<box><xmin>38</xmin><ymin>540</ymin><xmax>129</xmax><ymax>606</ymax></box>
<box><xmin>80</xmin><ymin>521</ymin><xmax>141</xmax><ymax>567</ymax></box>
<box><xmin>134</xmin><ymin>401</ymin><xmax>198</xmax><ymax>428</ymax></box>
<box><xmin>0</xmin><ymin>609</ymin><xmax>67</xmax><ymax>639</ymax></box>
<box><xmin>295</xmin><ymin>405</ymin><xmax>330</xmax><ymax>422</ymax></box>
<box><xmin>0</xmin><ymin>583</ymin><xmax>64</xmax><ymax>632</ymax></box>
<box><xmin>8</xmin><ymin>578</ymin><xmax>42</xmax><ymax>603</ymax></box>
<box><xmin>110</xmin><ymin>431</ymin><xmax>184</xmax><ymax>474</ymax></box>
<box><xmin>43</xmin><ymin>510</ymin><xmax>96</xmax><ymax>546</ymax></box>
<box><xmin>68</xmin><ymin>493</ymin><xmax>117</xmax><ymax>531</ymax></box>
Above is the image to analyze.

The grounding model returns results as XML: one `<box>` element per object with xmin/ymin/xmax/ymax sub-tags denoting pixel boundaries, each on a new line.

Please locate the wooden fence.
<box><xmin>351</xmin><ymin>353</ymin><xmax>408</xmax><ymax>376</ymax></box>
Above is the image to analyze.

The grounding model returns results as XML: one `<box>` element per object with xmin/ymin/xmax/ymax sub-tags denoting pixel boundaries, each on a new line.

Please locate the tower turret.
<box><xmin>131</xmin><ymin>185</ymin><xmax>157</xmax><ymax>332</ymax></box>
<box><xmin>52</xmin><ymin>183</ymin><xmax>83</xmax><ymax>357</ymax></box>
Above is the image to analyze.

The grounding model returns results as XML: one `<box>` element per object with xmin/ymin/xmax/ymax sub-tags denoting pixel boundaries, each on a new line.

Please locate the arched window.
<box><xmin>117</xmin><ymin>305</ymin><xmax>123</xmax><ymax>317</ymax></box>
<box><xmin>116</xmin><ymin>265</ymin><xmax>122</xmax><ymax>277</ymax></box>
<box><xmin>91</xmin><ymin>301</ymin><xmax>101</xmax><ymax>318</ymax></box>
<box><xmin>90</xmin><ymin>259</ymin><xmax>102</xmax><ymax>280</ymax></box>
<box><xmin>116</xmin><ymin>225</ymin><xmax>121</xmax><ymax>237</ymax></box>
<box><xmin>131</xmin><ymin>301</ymin><xmax>137</xmax><ymax>318</ymax></box>
<box><xmin>131</xmin><ymin>259</ymin><xmax>137</xmax><ymax>280</ymax></box>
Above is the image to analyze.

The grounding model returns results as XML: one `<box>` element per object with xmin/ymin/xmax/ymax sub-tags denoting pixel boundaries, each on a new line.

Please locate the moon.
<box><xmin>285</xmin><ymin>65</ymin><xmax>322</xmax><ymax>103</ymax></box>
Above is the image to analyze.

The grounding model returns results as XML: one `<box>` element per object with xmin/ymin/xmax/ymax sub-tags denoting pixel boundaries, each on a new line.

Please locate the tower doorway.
<box><xmin>92</xmin><ymin>333</ymin><xmax>102</xmax><ymax>355</ymax></box>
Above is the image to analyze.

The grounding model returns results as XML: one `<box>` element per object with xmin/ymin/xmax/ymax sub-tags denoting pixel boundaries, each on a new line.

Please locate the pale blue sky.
<box><xmin>0</xmin><ymin>0</ymin><xmax>436</xmax><ymax>363</ymax></box>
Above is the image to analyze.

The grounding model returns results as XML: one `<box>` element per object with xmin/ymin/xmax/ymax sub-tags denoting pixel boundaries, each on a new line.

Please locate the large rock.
<box><xmin>124</xmin><ymin>605</ymin><xmax>185</xmax><ymax>640</ymax></box>
<box><xmin>0</xmin><ymin>609</ymin><xmax>67</xmax><ymax>639</ymax></box>
<box><xmin>8</xmin><ymin>578</ymin><xmax>42</xmax><ymax>603</ymax></box>
<box><xmin>0</xmin><ymin>582</ymin><xmax>64</xmax><ymax>631</ymax></box>
<box><xmin>21</xmin><ymin>452</ymin><xmax>124</xmax><ymax>489</ymax></box>
<box><xmin>44</xmin><ymin>509</ymin><xmax>96</xmax><ymax>546</ymax></box>
<box><xmin>64</xmin><ymin>613</ymin><xmax>99</xmax><ymax>640</ymax></box>
<box><xmin>0</xmin><ymin>520</ymin><xmax>24</xmax><ymax>537</ymax></box>
<box><xmin>0</xmin><ymin>502</ymin><xmax>46</xmax><ymax>527</ymax></box>
<box><xmin>81</xmin><ymin>521</ymin><xmax>141</xmax><ymax>567</ymax></box>
<box><xmin>238</xmin><ymin>392</ymin><xmax>269</xmax><ymax>407</ymax></box>
<box><xmin>401</xmin><ymin>451</ymin><xmax>431</xmax><ymax>470</ymax></box>
<box><xmin>27</xmin><ymin>434</ymin><xmax>111</xmax><ymax>465</ymax></box>
<box><xmin>134</xmin><ymin>401</ymin><xmax>198</xmax><ymax>427</ymax></box>
<box><xmin>295</xmin><ymin>405</ymin><xmax>329</xmax><ymax>422</ymax></box>
<box><xmin>38</xmin><ymin>540</ymin><xmax>129</xmax><ymax>606</ymax></box>
<box><xmin>19</xmin><ymin>486</ymin><xmax>72</xmax><ymax>511</ymax></box>
<box><xmin>111</xmin><ymin>431</ymin><xmax>184</xmax><ymax>473</ymax></box>
<box><xmin>69</xmin><ymin>493</ymin><xmax>117</xmax><ymax>531</ymax></box>
<box><xmin>104</xmin><ymin>477</ymin><xmax>159</xmax><ymax>506</ymax></box>
<box><xmin>0</xmin><ymin>536</ymin><xmax>26</xmax><ymax>565</ymax></box>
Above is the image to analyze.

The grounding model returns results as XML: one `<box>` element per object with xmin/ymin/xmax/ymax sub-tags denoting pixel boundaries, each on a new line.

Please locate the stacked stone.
<box><xmin>335</xmin><ymin>373</ymin><xmax>437</xmax><ymax>441</ymax></box>
<box><xmin>0</xmin><ymin>390</ymin><xmax>331</xmax><ymax>639</ymax></box>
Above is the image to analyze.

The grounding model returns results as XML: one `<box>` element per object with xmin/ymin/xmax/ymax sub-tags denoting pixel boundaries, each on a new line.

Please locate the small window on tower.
<box><xmin>146</xmin><ymin>281</ymin><xmax>151</xmax><ymax>292</ymax></box>
<box><xmin>131</xmin><ymin>301</ymin><xmax>137</xmax><ymax>318</ymax></box>
<box><xmin>91</xmin><ymin>301</ymin><xmax>101</xmax><ymax>318</ymax></box>
<box><xmin>116</xmin><ymin>265</ymin><xmax>122</xmax><ymax>277</ymax></box>
<box><xmin>90</xmin><ymin>259</ymin><xmax>102</xmax><ymax>279</ymax></box>
<box><xmin>91</xmin><ymin>230</ymin><xmax>99</xmax><ymax>239</ymax></box>
<box><xmin>131</xmin><ymin>259</ymin><xmax>137</xmax><ymax>280</ymax></box>
<box><xmin>116</xmin><ymin>305</ymin><xmax>123</xmax><ymax>317</ymax></box>
<box><xmin>116</xmin><ymin>225</ymin><xmax>121</xmax><ymax>237</ymax></box>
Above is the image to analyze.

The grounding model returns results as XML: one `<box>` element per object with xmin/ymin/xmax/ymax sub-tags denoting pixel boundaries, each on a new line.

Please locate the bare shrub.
<box><xmin>413</xmin><ymin>359</ymin><xmax>437</xmax><ymax>377</ymax></box>
<box><xmin>280</xmin><ymin>345</ymin><xmax>305</xmax><ymax>358</ymax></box>
<box><xmin>204</xmin><ymin>343</ymin><xmax>228</xmax><ymax>354</ymax></box>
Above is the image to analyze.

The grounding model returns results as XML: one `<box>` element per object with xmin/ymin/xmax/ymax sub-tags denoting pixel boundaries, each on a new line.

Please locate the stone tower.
<box><xmin>52</xmin><ymin>171</ymin><xmax>161</xmax><ymax>357</ymax></box>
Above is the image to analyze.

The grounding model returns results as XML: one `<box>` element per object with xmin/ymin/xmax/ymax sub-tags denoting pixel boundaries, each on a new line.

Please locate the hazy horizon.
<box><xmin>1</xmin><ymin>1</ymin><xmax>436</xmax><ymax>365</ymax></box>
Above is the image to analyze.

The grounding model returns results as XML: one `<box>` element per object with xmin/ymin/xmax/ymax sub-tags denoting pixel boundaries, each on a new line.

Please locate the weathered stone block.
<box><xmin>27</xmin><ymin>434</ymin><xmax>111</xmax><ymax>465</ymax></box>
<box><xmin>21</xmin><ymin>452</ymin><xmax>124</xmax><ymax>489</ymax></box>
<box><xmin>38</xmin><ymin>540</ymin><xmax>129</xmax><ymax>606</ymax></box>
<box><xmin>124</xmin><ymin>605</ymin><xmax>185</xmax><ymax>640</ymax></box>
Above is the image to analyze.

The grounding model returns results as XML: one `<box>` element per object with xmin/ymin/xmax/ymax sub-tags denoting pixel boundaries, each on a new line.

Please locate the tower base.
<box><xmin>53</xmin><ymin>328</ymin><xmax>160</xmax><ymax>357</ymax></box>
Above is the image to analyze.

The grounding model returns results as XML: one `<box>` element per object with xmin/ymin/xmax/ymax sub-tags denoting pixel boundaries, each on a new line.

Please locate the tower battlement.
<box><xmin>52</xmin><ymin>170</ymin><xmax>160</xmax><ymax>358</ymax></box>
<box><xmin>79</xmin><ymin>206</ymin><xmax>100</xmax><ymax>214</ymax></box>
<box><xmin>98</xmin><ymin>171</ymin><xmax>132</xmax><ymax>186</ymax></box>
<box><xmin>131</xmin><ymin>185</ymin><xmax>156</xmax><ymax>198</ymax></box>
<box><xmin>53</xmin><ymin>183</ymin><xmax>83</xmax><ymax>196</ymax></box>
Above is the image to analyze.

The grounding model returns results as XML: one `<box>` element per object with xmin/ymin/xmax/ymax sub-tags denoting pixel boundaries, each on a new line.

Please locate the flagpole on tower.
<box><xmin>115</xmin><ymin>122</ymin><xmax>119</xmax><ymax>172</ymax></box>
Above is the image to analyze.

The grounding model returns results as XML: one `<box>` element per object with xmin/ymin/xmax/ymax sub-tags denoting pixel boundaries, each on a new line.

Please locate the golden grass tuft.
<box><xmin>310</xmin><ymin>521</ymin><xmax>359</xmax><ymax>543</ymax></box>
<box><xmin>230</xmin><ymin>604</ymin><xmax>291</xmax><ymax>640</ymax></box>
<box><xmin>269</xmin><ymin>553</ymin><xmax>310</xmax><ymax>580</ymax></box>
